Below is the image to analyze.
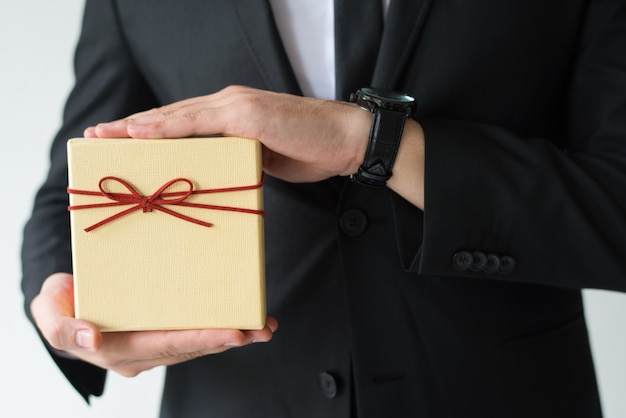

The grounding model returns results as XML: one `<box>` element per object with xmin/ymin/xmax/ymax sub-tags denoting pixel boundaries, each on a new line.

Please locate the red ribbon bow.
<box><xmin>68</xmin><ymin>176</ymin><xmax>264</xmax><ymax>232</ymax></box>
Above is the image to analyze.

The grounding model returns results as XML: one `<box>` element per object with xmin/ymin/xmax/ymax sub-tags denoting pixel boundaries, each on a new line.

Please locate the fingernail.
<box><xmin>75</xmin><ymin>329</ymin><xmax>94</xmax><ymax>351</ymax></box>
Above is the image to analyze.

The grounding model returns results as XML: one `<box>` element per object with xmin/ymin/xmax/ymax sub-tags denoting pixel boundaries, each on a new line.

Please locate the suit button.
<box><xmin>339</xmin><ymin>209</ymin><xmax>368</xmax><ymax>237</ymax></box>
<box><xmin>498</xmin><ymin>256</ymin><xmax>516</xmax><ymax>274</ymax></box>
<box><xmin>318</xmin><ymin>371</ymin><xmax>338</xmax><ymax>398</ymax></box>
<box><xmin>470</xmin><ymin>251</ymin><xmax>487</xmax><ymax>272</ymax></box>
<box><xmin>484</xmin><ymin>254</ymin><xmax>501</xmax><ymax>274</ymax></box>
<box><xmin>452</xmin><ymin>251</ymin><xmax>473</xmax><ymax>271</ymax></box>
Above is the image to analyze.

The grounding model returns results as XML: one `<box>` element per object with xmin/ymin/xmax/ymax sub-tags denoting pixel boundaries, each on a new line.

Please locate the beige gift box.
<box><xmin>67</xmin><ymin>137</ymin><xmax>266</xmax><ymax>331</ymax></box>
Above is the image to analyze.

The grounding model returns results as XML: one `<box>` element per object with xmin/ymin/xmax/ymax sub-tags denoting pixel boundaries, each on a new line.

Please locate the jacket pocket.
<box><xmin>497</xmin><ymin>312</ymin><xmax>601</xmax><ymax>418</ymax></box>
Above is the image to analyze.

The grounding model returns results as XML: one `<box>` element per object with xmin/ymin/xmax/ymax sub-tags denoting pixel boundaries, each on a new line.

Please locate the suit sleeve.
<box><xmin>20</xmin><ymin>0</ymin><xmax>158</xmax><ymax>401</ymax></box>
<box><xmin>405</xmin><ymin>1</ymin><xmax>626</xmax><ymax>290</ymax></box>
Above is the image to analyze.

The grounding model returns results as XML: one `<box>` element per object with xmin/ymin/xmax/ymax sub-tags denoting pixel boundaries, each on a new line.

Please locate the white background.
<box><xmin>2</xmin><ymin>1</ymin><xmax>626</xmax><ymax>417</ymax></box>
<box><xmin>1</xmin><ymin>1</ymin><xmax>163</xmax><ymax>417</ymax></box>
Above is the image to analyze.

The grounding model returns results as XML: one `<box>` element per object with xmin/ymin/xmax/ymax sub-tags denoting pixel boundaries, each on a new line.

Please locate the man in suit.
<box><xmin>22</xmin><ymin>0</ymin><xmax>626</xmax><ymax>417</ymax></box>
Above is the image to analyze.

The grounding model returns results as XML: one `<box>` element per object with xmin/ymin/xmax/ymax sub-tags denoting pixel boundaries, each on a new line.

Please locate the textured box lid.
<box><xmin>67</xmin><ymin>137</ymin><xmax>265</xmax><ymax>331</ymax></box>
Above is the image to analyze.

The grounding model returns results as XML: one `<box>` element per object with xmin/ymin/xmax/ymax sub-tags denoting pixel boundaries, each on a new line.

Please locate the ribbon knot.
<box><xmin>68</xmin><ymin>175</ymin><xmax>264</xmax><ymax>232</ymax></box>
<box><xmin>142</xmin><ymin>198</ymin><xmax>152</xmax><ymax>212</ymax></box>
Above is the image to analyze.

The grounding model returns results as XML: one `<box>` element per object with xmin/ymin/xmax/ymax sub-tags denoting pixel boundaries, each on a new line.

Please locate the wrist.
<box><xmin>346</xmin><ymin>104</ymin><xmax>373</xmax><ymax>174</ymax></box>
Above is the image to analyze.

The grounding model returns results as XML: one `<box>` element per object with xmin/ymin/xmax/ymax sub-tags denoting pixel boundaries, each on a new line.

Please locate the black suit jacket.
<box><xmin>22</xmin><ymin>0</ymin><xmax>626</xmax><ymax>417</ymax></box>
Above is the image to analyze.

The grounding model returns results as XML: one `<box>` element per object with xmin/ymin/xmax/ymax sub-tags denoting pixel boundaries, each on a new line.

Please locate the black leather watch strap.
<box><xmin>351</xmin><ymin>107</ymin><xmax>409</xmax><ymax>187</ymax></box>
<box><xmin>350</xmin><ymin>87</ymin><xmax>415</xmax><ymax>188</ymax></box>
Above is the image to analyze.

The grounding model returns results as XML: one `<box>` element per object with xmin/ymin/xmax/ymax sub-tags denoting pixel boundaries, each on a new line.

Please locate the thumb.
<box><xmin>31</xmin><ymin>273</ymin><xmax>102</xmax><ymax>352</ymax></box>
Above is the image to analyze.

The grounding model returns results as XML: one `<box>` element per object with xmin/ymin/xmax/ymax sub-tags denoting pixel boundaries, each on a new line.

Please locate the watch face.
<box><xmin>360</xmin><ymin>87</ymin><xmax>414</xmax><ymax>105</ymax></box>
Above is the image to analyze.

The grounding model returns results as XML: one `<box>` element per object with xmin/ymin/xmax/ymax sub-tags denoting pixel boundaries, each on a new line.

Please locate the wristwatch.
<box><xmin>349</xmin><ymin>87</ymin><xmax>416</xmax><ymax>187</ymax></box>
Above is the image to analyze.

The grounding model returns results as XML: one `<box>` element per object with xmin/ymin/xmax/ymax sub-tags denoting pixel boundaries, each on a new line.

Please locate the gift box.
<box><xmin>67</xmin><ymin>137</ymin><xmax>266</xmax><ymax>331</ymax></box>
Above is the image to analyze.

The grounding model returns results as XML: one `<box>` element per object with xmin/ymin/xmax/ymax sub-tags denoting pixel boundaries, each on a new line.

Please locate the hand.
<box><xmin>31</xmin><ymin>273</ymin><xmax>278</xmax><ymax>377</ymax></box>
<box><xmin>86</xmin><ymin>85</ymin><xmax>425</xmax><ymax>209</ymax></box>
<box><xmin>85</xmin><ymin>85</ymin><xmax>372</xmax><ymax>184</ymax></box>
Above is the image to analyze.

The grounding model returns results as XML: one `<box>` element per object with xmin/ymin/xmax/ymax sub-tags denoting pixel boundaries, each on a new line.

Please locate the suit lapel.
<box><xmin>230</xmin><ymin>0</ymin><xmax>302</xmax><ymax>95</ymax></box>
<box><xmin>229</xmin><ymin>0</ymin><xmax>434</xmax><ymax>95</ymax></box>
<box><xmin>372</xmin><ymin>0</ymin><xmax>435</xmax><ymax>89</ymax></box>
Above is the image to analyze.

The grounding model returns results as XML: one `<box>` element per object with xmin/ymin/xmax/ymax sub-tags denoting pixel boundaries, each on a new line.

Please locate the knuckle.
<box><xmin>161</xmin><ymin>109</ymin><xmax>176</xmax><ymax>118</ymax></box>
<box><xmin>178</xmin><ymin>352</ymin><xmax>203</xmax><ymax>362</ymax></box>
<box><xmin>144</xmin><ymin>107</ymin><xmax>160</xmax><ymax>115</ymax></box>
<box><xmin>158</xmin><ymin>346</ymin><xmax>201</xmax><ymax>362</ymax></box>
<box><xmin>44</xmin><ymin>321</ymin><xmax>65</xmax><ymax>350</ymax></box>
<box><xmin>182</xmin><ymin>110</ymin><xmax>200</xmax><ymax>122</ymax></box>
<box><xmin>124</xmin><ymin>116</ymin><xmax>138</xmax><ymax>125</ymax></box>
<box><xmin>146</xmin><ymin>119</ymin><xmax>167</xmax><ymax>130</ymax></box>
<box><xmin>46</xmin><ymin>319</ymin><xmax>73</xmax><ymax>351</ymax></box>
<box><xmin>159</xmin><ymin>346</ymin><xmax>182</xmax><ymax>358</ymax></box>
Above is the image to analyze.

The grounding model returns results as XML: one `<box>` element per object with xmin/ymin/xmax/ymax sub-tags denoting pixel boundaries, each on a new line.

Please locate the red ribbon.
<box><xmin>68</xmin><ymin>176</ymin><xmax>264</xmax><ymax>232</ymax></box>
